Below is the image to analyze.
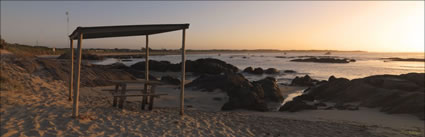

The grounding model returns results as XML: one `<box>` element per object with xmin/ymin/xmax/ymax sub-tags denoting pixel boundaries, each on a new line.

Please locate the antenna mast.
<box><xmin>66</xmin><ymin>11</ymin><xmax>69</xmax><ymax>36</ymax></box>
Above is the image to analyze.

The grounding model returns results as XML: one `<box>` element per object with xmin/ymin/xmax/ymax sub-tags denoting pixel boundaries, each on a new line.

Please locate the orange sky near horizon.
<box><xmin>1</xmin><ymin>1</ymin><xmax>424</xmax><ymax>52</ymax></box>
<box><xmin>192</xmin><ymin>2</ymin><xmax>424</xmax><ymax>52</ymax></box>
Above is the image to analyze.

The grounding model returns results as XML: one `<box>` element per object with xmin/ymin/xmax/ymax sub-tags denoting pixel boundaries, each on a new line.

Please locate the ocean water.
<box><xmin>93</xmin><ymin>52</ymin><xmax>424</xmax><ymax>84</ymax></box>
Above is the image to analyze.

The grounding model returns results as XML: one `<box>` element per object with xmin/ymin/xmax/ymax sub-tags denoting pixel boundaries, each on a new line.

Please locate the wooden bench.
<box><xmin>106</xmin><ymin>80</ymin><xmax>166</xmax><ymax>110</ymax></box>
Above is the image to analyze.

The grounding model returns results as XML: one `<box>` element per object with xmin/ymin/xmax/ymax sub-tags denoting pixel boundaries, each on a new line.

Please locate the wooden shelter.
<box><xmin>68</xmin><ymin>24</ymin><xmax>189</xmax><ymax>117</ymax></box>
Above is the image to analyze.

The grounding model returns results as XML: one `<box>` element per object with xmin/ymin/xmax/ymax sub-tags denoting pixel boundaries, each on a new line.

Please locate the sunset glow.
<box><xmin>1</xmin><ymin>1</ymin><xmax>424</xmax><ymax>52</ymax></box>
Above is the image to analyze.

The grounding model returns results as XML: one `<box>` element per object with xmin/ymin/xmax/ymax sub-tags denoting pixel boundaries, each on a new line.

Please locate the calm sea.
<box><xmin>93</xmin><ymin>52</ymin><xmax>424</xmax><ymax>85</ymax></box>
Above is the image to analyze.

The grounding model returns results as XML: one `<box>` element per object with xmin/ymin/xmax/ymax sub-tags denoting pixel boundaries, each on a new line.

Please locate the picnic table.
<box><xmin>103</xmin><ymin>80</ymin><xmax>167</xmax><ymax>110</ymax></box>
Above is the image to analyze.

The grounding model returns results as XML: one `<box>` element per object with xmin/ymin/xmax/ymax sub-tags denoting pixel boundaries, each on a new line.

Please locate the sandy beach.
<box><xmin>1</xmin><ymin>55</ymin><xmax>423</xmax><ymax>137</ymax></box>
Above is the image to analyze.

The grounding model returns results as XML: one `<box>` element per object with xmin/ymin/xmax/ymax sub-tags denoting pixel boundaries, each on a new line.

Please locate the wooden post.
<box><xmin>113</xmin><ymin>84</ymin><xmax>119</xmax><ymax>107</ymax></box>
<box><xmin>118</xmin><ymin>84</ymin><xmax>127</xmax><ymax>109</ymax></box>
<box><xmin>145</xmin><ymin>35</ymin><xmax>149</xmax><ymax>82</ymax></box>
<box><xmin>148</xmin><ymin>85</ymin><xmax>156</xmax><ymax>110</ymax></box>
<box><xmin>72</xmin><ymin>33</ymin><xmax>83</xmax><ymax>118</ymax></box>
<box><xmin>142</xmin><ymin>35</ymin><xmax>149</xmax><ymax>110</ymax></box>
<box><xmin>180</xmin><ymin>29</ymin><xmax>186</xmax><ymax>115</ymax></box>
<box><xmin>69</xmin><ymin>39</ymin><xmax>74</xmax><ymax>101</ymax></box>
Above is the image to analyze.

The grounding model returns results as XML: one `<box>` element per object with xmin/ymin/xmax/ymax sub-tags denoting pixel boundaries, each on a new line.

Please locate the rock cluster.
<box><xmin>381</xmin><ymin>57</ymin><xmax>424</xmax><ymax>62</ymax></box>
<box><xmin>290</xmin><ymin>75</ymin><xmax>320</xmax><ymax>86</ymax></box>
<box><xmin>130</xmin><ymin>58</ymin><xmax>239</xmax><ymax>75</ymax></box>
<box><xmin>282</xmin><ymin>73</ymin><xmax>425</xmax><ymax>119</ymax></box>
<box><xmin>290</xmin><ymin>57</ymin><xmax>355</xmax><ymax>63</ymax></box>
<box><xmin>186</xmin><ymin>74</ymin><xmax>284</xmax><ymax>111</ymax></box>
<box><xmin>243</xmin><ymin>67</ymin><xmax>280</xmax><ymax>75</ymax></box>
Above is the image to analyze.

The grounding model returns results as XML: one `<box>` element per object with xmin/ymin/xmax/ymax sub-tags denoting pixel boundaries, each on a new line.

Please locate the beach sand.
<box><xmin>2</xmin><ymin>80</ymin><xmax>424</xmax><ymax>136</ymax></box>
<box><xmin>1</xmin><ymin>54</ymin><xmax>423</xmax><ymax>137</ymax></box>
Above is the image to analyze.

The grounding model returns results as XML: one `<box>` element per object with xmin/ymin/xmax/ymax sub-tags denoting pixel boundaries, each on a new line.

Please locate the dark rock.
<box><xmin>399</xmin><ymin>73</ymin><xmax>425</xmax><ymax>87</ymax></box>
<box><xmin>264</xmin><ymin>68</ymin><xmax>279</xmax><ymax>74</ymax></box>
<box><xmin>324</xmin><ymin>106</ymin><xmax>334</xmax><ymax>110</ymax></box>
<box><xmin>314</xmin><ymin>102</ymin><xmax>327</xmax><ymax>107</ymax></box>
<box><xmin>362</xmin><ymin>75</ymin><xmax>421</xmax><ymax>91</ymax></box>
<box><xmin>279</xmin><ymin>99</ymin><xmax>317</xmax><ymax>112</ymax></box>
<box><xmin>290</xmin><ymin>57</ymin><xmax>355</xmax><ymax>63</ymax></box>
<box><xmin>346</xmin><ymin>105</ymin><xmax>359</xmax><ymax>111</ymax></box>
<box><xmin>381</xmin><ymin>57</ymin><xmax>425</xmax><ymax>62</ymax></box>
<box><xmin>295</xmin><ymin>94</ymin><xmax>315</xmax><ymax>102</ymax></box>
<box><xmin>252</xmin><ymin>67</ymin><xmax>264</xmax><ymax>75</ymax></box>
<box><xmin>334</xmin><ymin>103</ymin><xmax>346</xmax><ymax>110</ymax></box>
<box><xmin>243</xmin><ymin>67</ymin><xmax>254</xmax><ymax>73</ymax></box>
<box><xmin>186</xmin><ymin>74</ymin><xmax>282</xmax><ymax>111</ymax></box>
<box><xmin>185</xmin><ymin>58</ymin><xmax>239</xmax><ymax>74</ymax></box>
<box><xmin>130</xmin><ymin>60</ymin><xmax>174</xmax><ymax>72</ymax></box>
<box><xmin>221</xmin><ymin>74</ymin><xmax>269</xmax><ymax>111</ymax></box>
<box><xmin>212</xmin><ymin>97</ymin><xmax>223</xmax><ymax>101</ymax></box>
<box><xmin>284</xmin><ymin>70</ymin><xmax>297</xmax><ymax>73</ymax></box>
<box><xmin>334</xmin><ymin>103</ymin><xmax>359</xmax><ymax>111</ymax></box>
<box><xmin>305</xmin><ymin>73</ymin><xmax>425</xmax><ymax>119</ymax></box>
<box><xmin>244</xmin><ymin>67</ymin><xmax>277</xmax><ymax>75</ymax></box>
<box><xmin>130</xmin><ymin>58</ymin><xmax>239</xmax><ymax>75</ymax></box>
<box><xmin>328</xmin><ymin>75</ymin><xmax>336</xmax><ymax>82</ymax></box>
<box><xmin>160</xmin><ymin>76</ymin><xmax>180</xmax><ymax>85</ymax></box>
<box><xmin>186</xmin><ymin>105</ymin><xmax>193</xmax><ymax>108</ymax></box>
<box><xmin>305</xmin><ymin>77</ymin><xmax>350</xmax><ymax>100</ymax></box>
<box><xmin>290</xmin><ymin>75</ymin><xmax>319</xmax><ymax>86</ymax></box>
<box><xmin>253</xmin><ymin>77</ymin><xmax>285</xmax><ymax>102</ymax></box>
<box><xmin>185</xmin><ymin>74</ymin><xmax>229</xmax><ymax>92</ymax></box>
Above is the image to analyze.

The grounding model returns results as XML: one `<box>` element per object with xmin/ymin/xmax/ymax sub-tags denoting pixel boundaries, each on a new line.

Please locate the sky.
<box><xmin>1</xmin><ymin>1</ymin><xmax>424</xmax><ymax>52</ymax></box>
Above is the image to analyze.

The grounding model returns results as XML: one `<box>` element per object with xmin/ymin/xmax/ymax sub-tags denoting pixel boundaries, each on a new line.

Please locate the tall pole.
<box><xmin>180</xmin><ymin>29</ymin><xmax>186</xmax><ymax>115</ymax></box>
<box><xmin>72</xmin><ymin>33</ymin><xmax>83</xmax><ymax>118</ymax></box>
<box><xmin>69</xmin><ymin>39</ymin><xmax>74</xmax><ymax>101</ymax></box>
<box><xmin>145</xmin><ymin>35</ymin><xmax>149</xmax><ymax>82</ymax></box>
<box><xmin>66</xmin><ymin>12</ymin><xmax>69</xmax><ymax>36</ymax></box>
<box><xmin>142</xmin><ymin>35</ymin><xmax>149</xmax><ymax>110</ymax></box>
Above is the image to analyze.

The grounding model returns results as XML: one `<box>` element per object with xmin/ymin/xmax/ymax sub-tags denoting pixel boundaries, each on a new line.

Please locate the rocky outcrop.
<box><xmin>290</xmin><ymin>75</ymin><xmax>319</xmax><ymax>86</ymax></box>
<box><xmin>243</xmin><ymin>67</ymin><xmax>264</xmax><ymax>74</ymax></box>
<box><xmin>253</xmin><ymin>77</ymin><xmax>285</xmax><ymax>102</ymax></box>
<box><xmin>186</xmin><ymin>74</ymin><xmax>284</xmax><ymax>111</ymax></box>
<box><xmin>124</xmin><ymin>69</ymin><xmax>158</xmax><ymax>80</ymax></box>
<box><xmin>290</xmin><ymin>57</ymin><xmax>355</xmax><ymax>63</ymax></box>
<box><xmin>283</xmin><ymin>70</ymin><xmax>297</xmax><ymax>73</ymax></box>
<box><xmin>279</xmin><ymin>98</ymin><xmax>317</xmax><ymax>112</ymax></box>
<box><xmin>252</xmin><ymin>68</ymin><xmax>264</xmax><ymax>75</ymax></box>
<box><xmin>185</xmin><ymin>58</ymin><xmax>239</xmax><ymax>74</ymax></box>
<box><xmin>130</xmin><ymin>58</ymin><xmax>239</xmax><ymax>75</ymax></box>
<box><xmin>304</xmin><ymin>73</ymin><xmax>425</xmax><ymax>119</ymax></box>
<box><xmin>243</xmin><ymin>67</ymin><xmax>254</xmax><ymax>73</ymax></box>
<box><xmin>243</xmin><ymin>67</ymin><xmax>279</xmax><ymax>75</ymax></box>
<box><xmin>381</xmin><ymin>57</ymin><xmax>425</xmax><ymax>62</ymax></box>
<box><xmin>264</xmin><ymin>68</ymin><xmax>279</xmax><ymax>74</ymax></box>
<box><xmin>130</xmin><ymin>60</ymin><xmax>177</xmax><ymax>72</ymax></box>
<box><xmin>333</xmin><ymin>103</ymin><xmax>359</xmax><ymax>111</ymax></box>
